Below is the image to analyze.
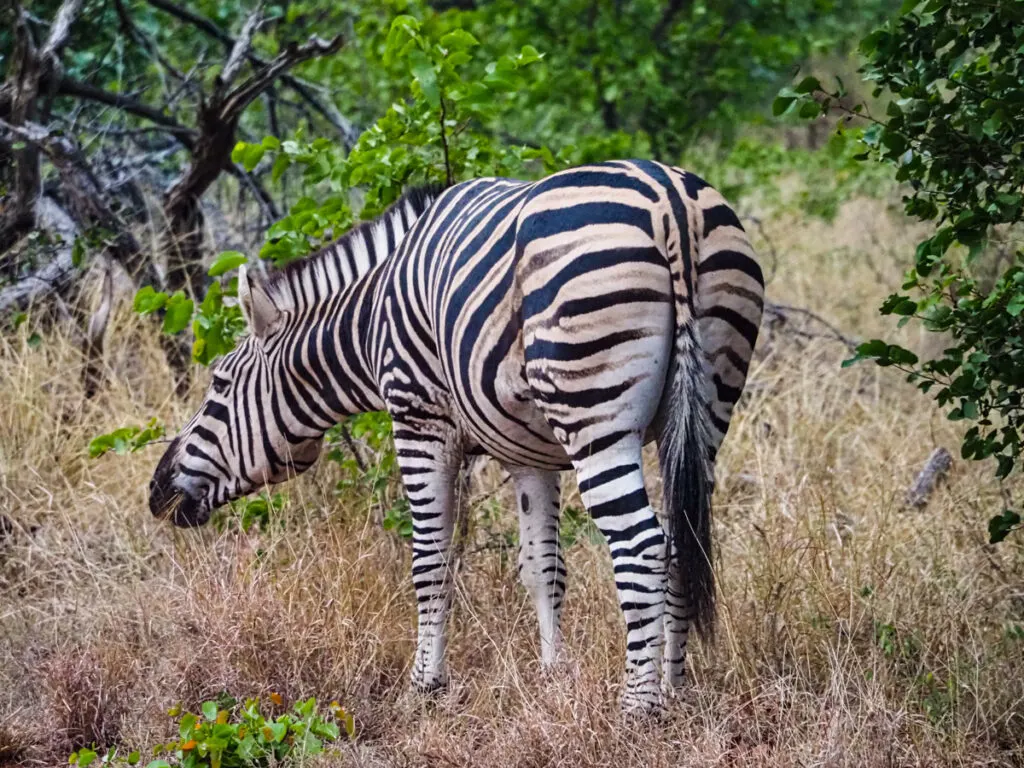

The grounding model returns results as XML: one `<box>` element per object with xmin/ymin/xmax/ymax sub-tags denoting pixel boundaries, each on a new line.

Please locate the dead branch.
<box><xmin>0</xmin><ymin>0</ymin><xmax>84</xmax><ymax>255</ymax></box>
<box><xmin>54</xmin><ymin>76</ymin><xmax>198</xmax><ymax>145</ymax></box>
<box><xmin>762</xmin><ymin>301</ymin><xmax>859</xmax><ymax>351</ymax></box>
<box><xmin>82</xmin><ymin>263</ymin><xmax>113</xmax><ymax>399</ymax></box>
<box><xmin>143</xmin><ymin>0</ymin><xmax>359</xmax><ymax>148</ymax></box>
<box><xmin>160</xmin><ymin>22</ymin><xmax>344</xmax><ymax>301</ymax></box>
<box><xmin>0</xmin><ymin>196</ymin><xmax>77</xmax><ymax>315</ymax></box>
<box><xmin>905</xmin><ymin>447</ymin><xmax>952</xmax><ymax>508</ymax></box>
<box><xmin>0</xmin><ymin>119</ymin><xmax>153</xmax><ymax>286</ymax></box>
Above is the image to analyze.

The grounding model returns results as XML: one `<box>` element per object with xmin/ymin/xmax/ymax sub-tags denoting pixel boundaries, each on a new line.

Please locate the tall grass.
<box><xmin>1</xmin><ymin>194</ymin><xmax>1023</xmax><ymax>766</ymax></box>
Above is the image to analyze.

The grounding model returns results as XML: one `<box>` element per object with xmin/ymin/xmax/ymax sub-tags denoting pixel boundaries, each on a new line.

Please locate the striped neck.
<box><xmin>258</xmin><ymin>186</ymin><xmax>442</xmax><ymax>423</ymax></box>
<box><xmin>261</xmin><ymin>186</ymin><xmax>441</xmax><ymax>314</ymax></box>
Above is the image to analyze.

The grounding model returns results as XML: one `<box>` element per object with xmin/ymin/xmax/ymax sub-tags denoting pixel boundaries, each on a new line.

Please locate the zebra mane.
<box><xmin>261</xmin><ymin>184</ymin><xmax>443</xmax><ymax>309</ymax></box>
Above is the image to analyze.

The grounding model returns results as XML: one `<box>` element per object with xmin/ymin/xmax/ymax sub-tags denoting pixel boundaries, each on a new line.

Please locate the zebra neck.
<box><xmin>273</xmin><ymin>275</ymin><xmax>387</xmax><ymax>430</ymax></box>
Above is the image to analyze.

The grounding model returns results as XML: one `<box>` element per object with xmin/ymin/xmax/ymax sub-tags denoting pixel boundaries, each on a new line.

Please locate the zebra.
<box><xmin>149</xmin><ymin>159</ymin><xmax>764</xmax><ymax>713</ymax></box>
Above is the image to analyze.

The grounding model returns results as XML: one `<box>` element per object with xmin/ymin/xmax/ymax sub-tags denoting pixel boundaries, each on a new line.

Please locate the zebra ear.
<box><xmin>237</xmin><ymin>265</ymin><xmax>281</xmax><ymax>339</ymax></box>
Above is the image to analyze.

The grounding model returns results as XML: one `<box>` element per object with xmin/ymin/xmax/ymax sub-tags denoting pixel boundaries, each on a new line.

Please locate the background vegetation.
<box><xmin>3</xmin><ymin>0</ymin><xmax>1024</xmax><ymax>765</ymax></box>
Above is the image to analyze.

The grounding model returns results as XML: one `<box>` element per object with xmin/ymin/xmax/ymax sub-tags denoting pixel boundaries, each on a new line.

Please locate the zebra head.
<box><xmin>149</xmin><ymin>266</ymin><xmax>324</xmax><ymax>527</ymax></box>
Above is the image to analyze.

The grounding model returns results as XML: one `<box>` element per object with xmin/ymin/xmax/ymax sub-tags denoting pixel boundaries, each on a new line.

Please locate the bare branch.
<box><xmin>220</xmin><ymin>35</ymin><xmax>344</xmax><ymax>119</ymax></box>
<box><xmin>0</xmin><ymin>118</ymin><xmax>153</xmax><ymax>284</ymax></box>
<box><xmin>55</xmin><ymin>76</ymin><xmax>197</xmax><ymax>145</ymax></box>
<box><xmin>0</xmin><ymin>197</ymin><xmax>78</xmax><ymax>316</ymax></box>
<box><xmin>763</xmin><ymin>302</ymin><xmax>859</xmax><ymax>351</ymax></box>
<box><xmin>39</xmin><ymin>0</ymin><xmax>83</xmax><ymax>59</ymax></box>
<box><xmin>218</xmin><ymin>7</ymin><xmax>263</xmax><ymax>89</ymax></box>
<box><xmin>905</xmin><ymin>447</ymin><xmax>953</xmax><ymax>508</ymax></box>
<box><xmin>142</xmin><ymin>0</ymin><xmax>358</xmax><ymax>147</ymax></box>
<box><xmin>82</xmin><ymin>263</ymin><xmax>114</xmax><ymax>398</ymax></box>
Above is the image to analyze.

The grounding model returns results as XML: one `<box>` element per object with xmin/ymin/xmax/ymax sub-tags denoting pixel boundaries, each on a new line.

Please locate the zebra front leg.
<box><xmin>393</xmin><ymin>425</ymin><xmax>461</xmax><ymax>693</ymax></box>
<box><xmin>509</xmin><ymin>467</ymin><xmax>565</xmax><ymax>668</ymax></box>
<box><xmin>574</xmin><ymin>437</ymin><xmax>667</xmax><ymax>714</ymax></box>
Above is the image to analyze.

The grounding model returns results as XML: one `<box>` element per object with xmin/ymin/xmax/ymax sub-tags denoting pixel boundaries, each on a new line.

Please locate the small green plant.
<box><xmin>326</xmin><ymin>412</ymin><xmax>412</xmax><ymax>541</ymax></box>
<box><xmin>212</xmin><ymin>493</ymin><xmax>288</xmax><ymax>534</ymax></box>
<box><xmin>559</xmin><ymin>504</ymin><xmax>600</xmax><ymax>550</ymax></box>
<box><xmin>88</xmin><ymin>418</ymin><xmax>165</xmax><ymax>458</ymax></box>
<box><xmin>381</xmin><ymin>496</ymin><xmax>413</xmax><ymax>540</ymax></box>
<box><xmin>70</xmin><ymin>695</ymin><xmax>352</xmax><ymax>768</ymax></box>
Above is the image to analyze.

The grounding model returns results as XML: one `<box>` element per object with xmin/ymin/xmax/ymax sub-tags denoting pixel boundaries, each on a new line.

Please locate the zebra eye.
<box><xmin>211</xmin><ymin>376</ymin><xmax>231</xmax><ymax>395</ymax></box>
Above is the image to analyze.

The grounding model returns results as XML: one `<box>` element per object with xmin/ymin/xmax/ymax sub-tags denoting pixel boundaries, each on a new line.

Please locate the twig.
<box><xmin>439</xmin><ymin>94</ymin><xmax>453</xmax><ymax>187</ymax></box>
<box><xmin>339</xmin><ymin>426</ymin><xmax>366</xmax><ymax>473</ymax></box>
<box><xmin>143</xmin><ymin>0</ymin><xmax>359</xmax><ymax>148</ymax></box>
<box><xmin>763</xmin><ymin>301</ymin><xmax>858</xmax><ymax>351</ymax></box>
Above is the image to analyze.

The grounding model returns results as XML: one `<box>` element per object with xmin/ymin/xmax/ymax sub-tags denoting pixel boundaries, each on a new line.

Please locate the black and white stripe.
<box><xmin>149</xmin><ymin>160</ymin><xmax>764</xmax><ymax>713</ymax></box>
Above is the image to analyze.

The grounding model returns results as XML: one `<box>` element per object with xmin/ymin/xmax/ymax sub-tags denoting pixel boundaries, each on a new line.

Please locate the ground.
<box><xmin>1</xmin><ymin>192</ymin><xmax>1023</xmax><ymax>767</ymax></box>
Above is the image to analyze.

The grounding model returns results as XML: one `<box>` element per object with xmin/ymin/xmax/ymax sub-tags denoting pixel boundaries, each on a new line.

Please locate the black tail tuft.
<box><xmin>659</xmin><ymin>325</ymin><xmax>715</xmax><ymax>639</ymax></box>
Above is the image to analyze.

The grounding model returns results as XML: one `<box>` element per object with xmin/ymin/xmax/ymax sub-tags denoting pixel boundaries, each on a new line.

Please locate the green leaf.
<box><xmin>409</xmin><ymin>50</ymin><xmax>440</xmax><ymax>108</ymax></box>
<box><xmin>794</xmin><ymin>76</ymin><xmax>822</xmax><ymax>94</ymax></box>
<box><xmin>1006</xmin><ymin>293</ymin><xmax>1024</xmax><ymax>317</ymax></box>
<box><xmin>202</xmin><ymin>701</ymin><xmax>218</xmax><ymax>721</ymax></box>
<box><xmin>240</xmin><ymin>144</ymin><xmax>265</xmax><ymax>172</ymax></box>
<box><xmin>440</xmin><ymin>29</ymin><xmax>479</xmax><ymax>52</ymax></box>
<box><xmin>133</xmin><ymin>286</ymin><xmax>168</xmax><ymax>315</ymax></box>
<box><xmin>798</xmin><ymin>100</ymin><xmax>822</xmax><ymax>119</ymax></box>
<box><xmin>772</xmin><ymin>96</ymin><xmax>796</xmax><ymax>116</ymax></box>
<box><xmin>162</xmin><ymin>292</ymin><xmax>194</xmax><ymax>335</ymax></box>
<box><xmin>517</xmin><ymin>44</ymin><xmax>543</xmax><ymax>65</ymax></box>
<box><xmin>208</xmin><ymin>251</ymin><xmax>248</xmax><ymax>277</ymax></box>
<box><xmin>71</xmin><ymin>237</ymin><xmax>86</xmax><ymax>268</ymax></box>
<box><xmin>989</xmin><ymin>510</ymin><xmax>1020</xmax><ymax>544</ymax></box>
<box><xmin>179</xmin><ymin>712</ymin><xmax>197</xmax><ymax>739</ymax></box>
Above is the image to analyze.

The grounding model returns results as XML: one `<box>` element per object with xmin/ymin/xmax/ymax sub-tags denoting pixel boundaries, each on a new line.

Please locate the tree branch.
<box><xmin>55</xmin><ymin>75</ymin><xmax>198</xmax><ymax>145</ymax></box>
<box><xmin>219</xmin><ymin>7</ymin><xmax>263</xmax><ymax>88</ymax></box>
<box><xmin>652</xmin><ymin>0</ymin><xmax>691</xmax><ymax>43</ymax></box>
<box><xmin>143</xmin><ymin>0</ymin><xmax>359</xmax><ymax>147</ymax></box>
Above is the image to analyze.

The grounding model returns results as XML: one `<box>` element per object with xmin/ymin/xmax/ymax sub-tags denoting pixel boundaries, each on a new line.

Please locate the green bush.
<box><xmin>781</xmin><ymin>0</ymin><xmax>1024</xmax><ymax>539</ymax></box>
<box><xmin>68</xmin><ymin>696</ymin><xmax>352</xmax><ymax>768</ymax></box>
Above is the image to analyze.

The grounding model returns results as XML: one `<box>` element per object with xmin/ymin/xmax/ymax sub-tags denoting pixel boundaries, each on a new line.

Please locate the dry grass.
<box><xmin>2</xmin><ymin>194</ymin><xmax>1024</xmax><ymax>767</ymax></box>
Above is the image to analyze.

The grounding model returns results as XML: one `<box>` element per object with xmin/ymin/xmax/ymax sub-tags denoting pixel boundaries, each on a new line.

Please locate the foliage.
<box><xmin>559</xmin><ymin>504</ymin><xmax>601</xmax><ymax>550</ymax></box>
<box><xmin>457</xmin><ymin>0</ymin><xmax>892</xmax><ymax>155</ymax></box>
<box><xmin>326</xmin><ymin>412</ymin><xmax>411</xmax><ymax>540</ymax></box>
<box><xmin>212</xmin><ymin>493</ymin><xmax>289</xmax><ymax>535</ymax></box>
<box><xmin>88</xmin><ymin>418</ymin><xmax>165</xmax><ymax>458</ymax></box>
<box><xmin>68</xmin><ymin>695</ymin><xmax>350</xmax><ymax>768</ymax></box>
<box><xmin>782</xmin><ymin>1</ymin><xmax>1024</xmax><ymax>525</ymax></box>
<box><xmin>696</xmin><ymin>128</ymin><xmax>890</xmax><ymax>220</ymax></box>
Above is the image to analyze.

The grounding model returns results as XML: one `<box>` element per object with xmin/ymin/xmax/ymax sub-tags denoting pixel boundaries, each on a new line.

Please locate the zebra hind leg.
<box><xmin>509</xmin><ymin>467</ymin><xmax>565</xmax><ymax>668</ymax></box>
<box><xmin>662</xmin><ymin>542</ymin><xmax>693</xmax><ymax>693</ymax></box>
<box><xmin>572</xmin><ymin>436</ymin><xmax>667</xmax><ymax>713</ymax></box>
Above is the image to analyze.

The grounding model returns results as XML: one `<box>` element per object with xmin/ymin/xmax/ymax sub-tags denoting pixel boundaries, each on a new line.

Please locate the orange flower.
<box><xmin>269</xmin><ymin>692</ymin><xmax>283</xmax><ymax>706</ymax></box>
<box><xmin>181</xmin><ymin>740</ymin><xmax>197</xmax><ymax>751</ymax></box>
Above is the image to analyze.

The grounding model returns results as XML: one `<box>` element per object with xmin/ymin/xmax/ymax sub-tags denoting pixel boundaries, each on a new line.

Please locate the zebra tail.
<box><xmin>658</xmin><ymin>301</ymin><xmax>716</xmax><ymax>640</ymax></box>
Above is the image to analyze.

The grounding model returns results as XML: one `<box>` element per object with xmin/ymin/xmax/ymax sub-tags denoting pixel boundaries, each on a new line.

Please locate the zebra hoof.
<box><xmin>410</xmin><ymin>673</ymin><xmax>448</xmax><ymax>697</ymax></box>
<box><xmin>620</xmin><ymin>689</ymin><xmax>664</xmax><ymax>719</ymax></box>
